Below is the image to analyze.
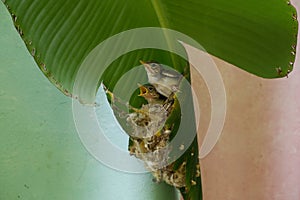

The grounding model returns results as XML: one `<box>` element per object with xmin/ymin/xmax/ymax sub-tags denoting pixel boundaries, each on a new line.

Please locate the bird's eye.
<box><xmin>148</xmin><ymin>86</ymin><xmax>154</xmax><ymax>92</ymax></box>
<box><xmin>151</xmin><ymin>63</ymin><xmax>158</xmax><ymax>68</ymax></box>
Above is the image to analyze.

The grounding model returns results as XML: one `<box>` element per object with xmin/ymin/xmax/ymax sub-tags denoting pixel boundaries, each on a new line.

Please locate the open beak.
<box><xmin>138</xmin><ymin>85</ymin><xmax>148</xmax><ymax>97</ymax></box>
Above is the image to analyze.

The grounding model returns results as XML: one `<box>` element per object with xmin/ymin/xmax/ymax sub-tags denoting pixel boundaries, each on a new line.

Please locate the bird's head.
<box><xmin>140</xmin><ymin>60</ymin><xmax>162</xmax><ymax>76</ymax></box>
<box><xmin>138</xmin><ymin>84</ymin><xmax>161</xmax><ymax>102</ymax></box>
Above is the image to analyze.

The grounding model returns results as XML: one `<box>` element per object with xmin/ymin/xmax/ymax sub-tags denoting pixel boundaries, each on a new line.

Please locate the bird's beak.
<box><xmin>138</xmin><ymin>85</ymin><xmax>148</xmax><ymax>96</ymax></box>
<box><xmin>140</xmin><ymin>60</ymin><xmax>153</xmax><ymax>73</ymax></box>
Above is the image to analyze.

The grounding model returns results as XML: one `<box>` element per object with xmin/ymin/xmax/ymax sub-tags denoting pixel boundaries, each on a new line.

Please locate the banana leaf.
<box><xmin>1</xmin><ymin>0</ymin><xmax>298</xmax><ymax>199</ymax></box>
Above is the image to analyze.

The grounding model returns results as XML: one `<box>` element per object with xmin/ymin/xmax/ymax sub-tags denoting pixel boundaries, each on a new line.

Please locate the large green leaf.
<box><xmin>2</xmin><ymin>0</ymin><xmax>298</xmax><ymax>98</ymax></box>
<box><xmin>1</xmin><ymin>0</ymin><xmax>298</xmax><ymax>199</ymax></box>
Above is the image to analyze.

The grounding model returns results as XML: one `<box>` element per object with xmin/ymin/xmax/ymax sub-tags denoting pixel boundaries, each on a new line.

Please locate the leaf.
<box><xmin>2</xmin><ymin>0</ymin><xmax>298</xmax><ymax>99</ymax></box>
<box><xmin>2</xmin><ymin>0</ymin><xmax>298</xmax><ymax>199</ymax></box>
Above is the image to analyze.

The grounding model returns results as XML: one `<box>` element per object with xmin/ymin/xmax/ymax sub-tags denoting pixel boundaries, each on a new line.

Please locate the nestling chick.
<box><xmin>138</xmin><ymin>84</ymin><xmax>166</xmax><ymax>105</ymax></box>
<box><xmin>140</xmin><ymin>60</ymin><xmax>183</xmax><ymax>98</ymax></box>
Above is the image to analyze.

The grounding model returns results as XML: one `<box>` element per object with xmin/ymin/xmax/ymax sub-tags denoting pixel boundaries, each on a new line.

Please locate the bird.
<box><xmin>125</xmin><ymin>84</ymin><xmax>169</xmax><ymax>138</ymax></box>
<box><xmin>140</xmin><ymin>60</ymin><xmax>183</xmax><ymax>98</ymax></box>
<box><xmin>138</xmin><ymin>83</ymin><xmax>175</xmax><ymax>114</ymax></box>
<box><xmin>138</xmin><ymin>84</ymin><xmax>166</xmax><ymax>105</ymax></box>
